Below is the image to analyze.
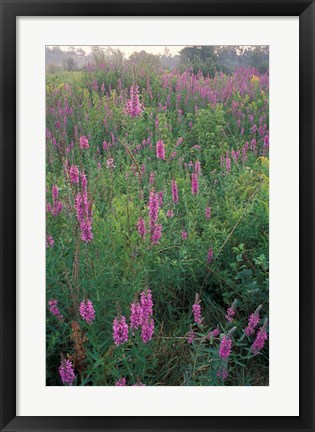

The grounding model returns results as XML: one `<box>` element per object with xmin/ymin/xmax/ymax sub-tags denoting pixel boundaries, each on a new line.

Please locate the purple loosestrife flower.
<box><xmin>219</xmin><ymin>336</ymin><xmax>233</xmax><ymax>360</ymax></box>
<box><xmin>181</xmin><ymin>231</ymin><xmax>188</xmax><ymax>241</ymax></box>
<box><xmin>59</xmin><ymin>358</ymin><xmax>76</xmax><ymax>386</ymax></box>
<box><xmin>148</xmin><ymin>191</ymin><xmax>159</xmax><ymax>228</ymax></box>
<box><xmin>79</xmin><ymin>299</ymin><xmax>95</xmax><ymax>324</ymax></box>
<box><xmin>140</xmin><ymin>289</ymin><xmax>153</xmax><ymax>322</ymax></box>
<box><xmin>166</xmin><ymin>209</ymin><xmax>174</xmax><ymax>217</ymax></box>
<box><xmin>75</xmin><ymin>192</ymin><xmax>93</xmax><ymax>242</ymax></box>
<box><xmin>219</xmin><ymin>326</ymin><xmax>236</xmax><ymax>360</ymax></box>
<box><xmin>208</xmin><ymin>327</ymin><xmax>220</xmax><ymax>340</ymax></box>
<box><xmin>263</xmin><ymin>135</ymin><xmax>269</xmax><ymax>154</ymax></box>
<box><xmin>137</xmin><ymin>218</ymin><xmax>146</xmax><ymax>240</ymax></box>
<box><xmin>245</xmin><ymin>305</ymin><xmax>262</xmax><ymax>336</ymax></box>
<box><xmin>79</xmin><ymin>135</ymin><xmax>89</xmax><ymax>149</ymax></box>
<box><xmin>141</xmin><ymin>317</ymin><xmax>154</xmax><ymax>343</ymax></box>
<box><xmin>115</xmin><ymin>377</ymin><xmax>127</xmax><ymax>386</ymax></box>
<box><xmin>130</xmin><ymin>302</ymin><xmax>142</xmax><ymax>330</ymax></box>
<box><xmin>225</xmin><ymin>299</ymin><xmax>237</xmax><ymax>323</ymax></box>
<box><xmin>48</xmin><ymin>299</ymin><xmax>63</xmax><ymax>320</ymax></box>
<box><xmin>52</xmin><ymin>185</ymin><xmax>58</xmax><ymax>200</ymax></box>
<box><xmin>191</xmin><ymin>173</ymin><xmax>199</xmax><ymax>195</ymax></box>
<box><xmin>192</xmin><ymin>294</ymin><xmax>202</xmax><ymax>324</ymax></box>
<box><xmin>251</xmin><ymin>319</ymin><xmax>268</xmax><ymax>355</ymax></box>
<box><xmin>125</xmin><ymin>85</ymin><xmax>143</xmax><ymax>117</ymax></box>
<box><xmin>171</xmin><ymin>180</ymin><xmax>178</xmax><ymax>204</ymax></box>
<box><xmin>80</xmin><ymin>171</ymin><xmax>87</xmax><ymax>192</ymax></box>
<box><xmin>69</xmin><ymin>165</ymin><xmax>79</xmax><ymax>184</ymax></box>
<box><xmin>46</xmin><ymin>235</ymin><xmax>54</xmax><ymax>248</ymax></box>
<box><xmin>205</xmin><ymin>207</ymin><xmax>211</xmax><ymax>220</ymax></box>
<box><xmin>151</xmin><ymin>223</ymin><xmax>162</xmax><ymax>245</ymax></box>
<box><xmin>207</xmin><ymin>248</ymin><xmax>214</xmax><ymax>264</ymax></box>
<box><xmin>113</xmin><ymin>315</ymin><xmax>129</xmax><ymax>346</ymax></box>
<box><xmin>75</xmin><ymin>172</ymin><xmax>93</xmax><ymax>243</ymax></box>
<box><xmin>156</xmin><ymin>140</ymin><xmax>166</xmax><ymax>160</ymax></box>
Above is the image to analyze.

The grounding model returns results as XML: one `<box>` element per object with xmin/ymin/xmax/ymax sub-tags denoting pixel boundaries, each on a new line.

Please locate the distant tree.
<box><xmin>179</xmin><ymin>45</ymin><xmax>269</xmax><ymax>75</ymax></box>
<box><xmin>241</xmin><ymin>46</ymin><xmax>269</xmax><ymax>72</ymax></box>
<box><xmin>63</xmin><ymin>56</ymin><xmax>77</xmax><ymax>71</ymax></box>
<box><xmin>91</xmin><ymin>46</ymin><xmax>106</xmax><ymax>66</ymax></box>
<box><xmin>129</xmin><ymin>50</ymin><xmax>160</xmax><ymax>67</ymax></box>
<box><xmin>76</xmin><ymin>48</ymin><xmax>87</xmax><ymax>59</ymax></box>
<box><xmin>179</xmin><ymin>46</ymin><xmax>217</xmax><ymax>76</ymax></box>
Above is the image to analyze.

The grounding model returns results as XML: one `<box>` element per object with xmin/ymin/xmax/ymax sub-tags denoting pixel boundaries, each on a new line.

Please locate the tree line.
<box><xmin>46</xmin><ymin>45</ymin><xmax>269</xmax><ymax>75</ymax></box>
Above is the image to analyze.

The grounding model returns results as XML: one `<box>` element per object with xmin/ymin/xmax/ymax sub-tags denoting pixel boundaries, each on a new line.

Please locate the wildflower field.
<box><xmin>46</xmin><ymin>48</ymin><xmax>269</xmax><ymax>386</ymax></box>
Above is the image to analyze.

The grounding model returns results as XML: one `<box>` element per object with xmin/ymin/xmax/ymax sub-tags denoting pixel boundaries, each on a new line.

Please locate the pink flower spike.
<box><xmin>191</xmin><ymin>172</ymin><xmax>199</xmax><ymax>195</ymax></box>
<box><xmin>48</xmin><ymin>298</ymin><xmax>63</xmax><ymax>320</ymax></box>
<box><xmin>245</xmin><ymin>305</ymin><xmax>262</xmax><ymax>336</ymax></box>
<box><xmin>113</xmin><ymin>315</ymin><xmax>129</xmax><ymax>346</ymax></box>
<box><xmin>225</xmin><ymin>299</ymin><xmax>237</xmax><ymax>323</ymax></box>
<box><xmin>137</xmin><ymin>218</ymin><xmax>146</xmax><ymax>240</ymax></box>
<box><xmin>251</xmin><ymin>318</ymin><xmax>268</xmax><ymax>355</ymax></box>
<box><xmin>79</xmin><ymin>135</ymin><xmax>89</xmax><ymax>149</ymax></box>
<box><xmin>125</xmin><ymin>85</ymin><xmax>143</xmax><ymax>117</ymax></box>
<box><xmin>79</xmin><ymin>299</ymin><xmax>95</xmax><ymax>324</ymax></box>
<box><xmin>69</xmin><ymin>165</ymin><xmax>79</xmax><ymax>184</ymax></box>
<box><xmin>192</xmin><ymin>293</ymin><xmax>202</xmax><ymax>324</ymax></box>
<box><xmin>219</xmin><ymin>327</ymin><xmax>236</xmax><ymax>360</ymax></box>
<box><xmin>130</xmin><ymin>302</ymin><xmax>142</xmax><ymax>330</ymax></box>
<box><xmin>59</xmin><ymin>358</ymin><xmax>76</xmax><ymax>386</ymax></box>
<box><xmin>156</xmin><ymin>140</ymin><xmax>166</xmax><ymax>160</ymax></box>
<box><xmin>46</xmin><ymin>235</ymin><xmax>54</xmax><ymax>248</ymax></box>
<box><xmin>171</xmin><ymin>180</ymin><xmax>178</xmax><ymax>204</ymax></box>
<box><xmin>141</xmin><ymin>317</ymin><xmax>154</xmax><ymax>343</ymax></box>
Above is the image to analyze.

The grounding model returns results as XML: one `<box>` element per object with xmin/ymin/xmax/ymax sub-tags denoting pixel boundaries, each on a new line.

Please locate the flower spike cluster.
<box><xmin>130</xmin><ymin>288</ymin><xmax>155</xmax><ymax>343</ymax></box>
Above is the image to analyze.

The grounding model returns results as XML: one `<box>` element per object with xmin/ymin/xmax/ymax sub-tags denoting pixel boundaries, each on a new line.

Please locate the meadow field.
<box><xmin>46</xmin><ymin>47</ymin><xmax>269</xmax><ymax>386</ymax></box>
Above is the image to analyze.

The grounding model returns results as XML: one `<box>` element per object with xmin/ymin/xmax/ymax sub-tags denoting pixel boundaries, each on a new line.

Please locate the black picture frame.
<box><xmin>0</xmin><ymin>1</ymin><xmax>314</xmax><ymax>431</ymax></box>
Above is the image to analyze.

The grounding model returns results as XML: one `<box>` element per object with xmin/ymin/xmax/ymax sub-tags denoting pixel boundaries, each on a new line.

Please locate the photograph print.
<box><xmin>46</xmin><ymin>45</ymin><xmax>269</xmax><ymax>386</ymax></box>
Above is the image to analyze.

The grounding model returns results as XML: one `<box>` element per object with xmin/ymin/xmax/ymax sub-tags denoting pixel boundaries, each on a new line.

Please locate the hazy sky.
<box><xmin>51</xmin><ymin>46</ymin><xmax>186</xmax><ymax>58</ymax></box>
